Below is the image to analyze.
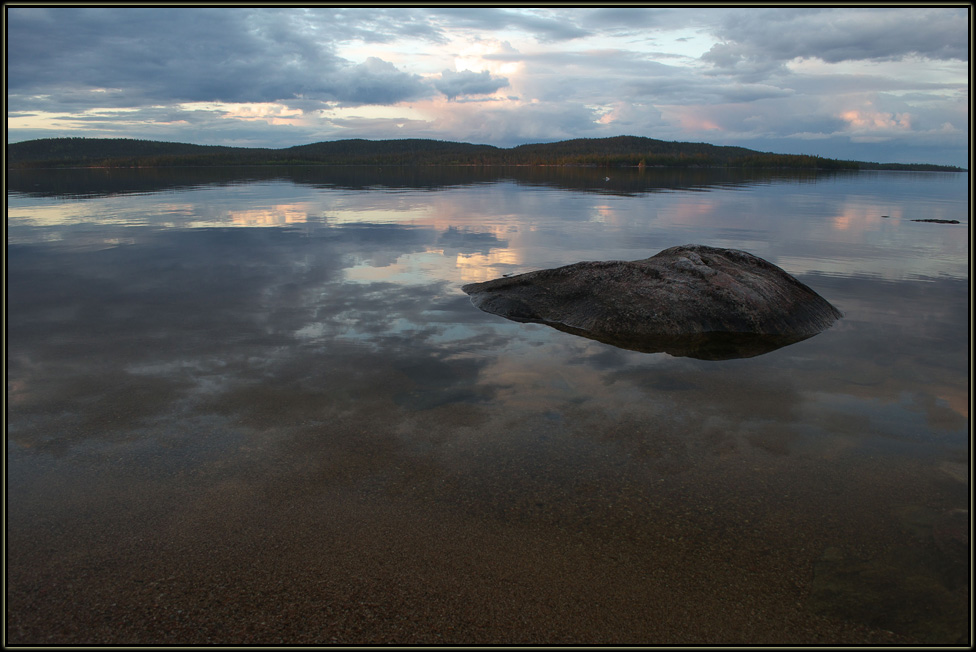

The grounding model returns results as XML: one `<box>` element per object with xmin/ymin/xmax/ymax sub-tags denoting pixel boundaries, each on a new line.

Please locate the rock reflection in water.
<box><xmin>541</xmin><ymin>323</ymin><xmax>815</xmax><ymax>360</ymax></box>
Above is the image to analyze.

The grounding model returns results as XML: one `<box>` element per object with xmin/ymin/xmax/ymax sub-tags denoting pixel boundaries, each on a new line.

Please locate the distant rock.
<box><xmin>462</xmin><ymin>244</ymin><xmax>842</xmax><ymax>360</ymax></box>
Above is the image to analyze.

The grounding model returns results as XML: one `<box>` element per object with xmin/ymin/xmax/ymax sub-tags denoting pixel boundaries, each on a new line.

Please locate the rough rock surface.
<box><xmin>462</xmin><ymin>244</ymin><xmax>842</xmax><ymax>359</ymax></box>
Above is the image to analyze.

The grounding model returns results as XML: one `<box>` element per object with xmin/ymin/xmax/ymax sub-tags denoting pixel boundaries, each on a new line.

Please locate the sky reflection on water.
<box><xmin>6</xmin><ymin>167</ymin><xmax>969</xmax><ymax>643</ymax></box>
<box><xmin>7</xmin><ymin>167</ymin><xmax>968</xmax><ymax>465</ymax></box>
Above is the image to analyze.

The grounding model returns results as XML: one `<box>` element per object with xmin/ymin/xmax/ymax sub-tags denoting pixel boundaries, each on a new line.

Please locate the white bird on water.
<box><xmin>604</xmin><ymin>176</ymin><xmax>610</xmax><ymax>181</ymax></box>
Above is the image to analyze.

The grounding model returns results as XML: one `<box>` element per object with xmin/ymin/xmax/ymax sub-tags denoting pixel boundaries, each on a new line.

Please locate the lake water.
<box><xmin>6</xmin><ymin>166</ymin><xmax>969</xmax><ymax>644</ymax></box>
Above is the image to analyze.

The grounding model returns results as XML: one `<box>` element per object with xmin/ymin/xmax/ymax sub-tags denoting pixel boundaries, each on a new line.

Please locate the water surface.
<box><xmin>7</xmin><ymin>166</ymin><xmax>969</xmax><ymax>644</ymax></box>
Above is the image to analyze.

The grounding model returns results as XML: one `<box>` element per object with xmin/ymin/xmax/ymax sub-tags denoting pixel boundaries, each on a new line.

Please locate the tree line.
<box><xmin>6</xmin><ymin>136</ymin><xmax>964</xmax><ymax>171</ymax></box>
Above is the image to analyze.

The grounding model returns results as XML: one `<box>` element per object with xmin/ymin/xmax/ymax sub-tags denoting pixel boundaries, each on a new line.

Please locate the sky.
<box><xmin>6</xmin><ymin>6</ymin><xmax>971</xmax><ymax>166</ymax></box>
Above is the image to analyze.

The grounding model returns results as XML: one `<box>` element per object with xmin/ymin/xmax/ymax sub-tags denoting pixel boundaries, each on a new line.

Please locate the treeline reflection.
<box><xmin>7</xmin><ymin>165</ymin><xmax>852</xmax><ymax>200</ymax></box>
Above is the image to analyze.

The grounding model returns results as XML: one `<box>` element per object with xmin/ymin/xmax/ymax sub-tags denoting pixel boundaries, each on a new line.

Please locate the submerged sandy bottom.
<box><xmin>6</xmin><ymin>393</ymin><xmax>968</xmax><ymax>645</ymax></box>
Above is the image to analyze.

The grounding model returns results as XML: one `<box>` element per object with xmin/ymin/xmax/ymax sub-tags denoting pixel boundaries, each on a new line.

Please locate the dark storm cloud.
<box><xmin>6</xmin><ymin>7</ymin><xmax>433</xmax><ymax>109</ymax></box>
<box><xmin>505</xmin><ymin>49</ymin><xmax>688</xmax><ymax>106</ymax></box>
<box><xmin>626</xmin><ymin>76</ymin><xmax>792</xmax><ymax>105</ymax></box>
<box><xmin>332</xmin><ymin>58</ymin><xmax>430</xmax><ymax>106</ymax></box>
<box><xmin>579</xmin><ymin>7</ymin><xmax>681</xmax><ymax>31</ymax></box>
<box><xmin>700</xmin><ymin>42</ymin><xmax>791</xmax><ymax>82</ymax></box>
<box><xmin>325</xmin><ymin>7</ymin><xmax>449</xmax><ymax>44</ymax></box>
<box><xmin>703</xmin><ymin>7</ymin><xmax>968</xmax><ymax>79</ymax></box>
<box><xmin>435</xmin><ymin>70</ymin><xmax>510</xmax><ymax>101</ymax></box>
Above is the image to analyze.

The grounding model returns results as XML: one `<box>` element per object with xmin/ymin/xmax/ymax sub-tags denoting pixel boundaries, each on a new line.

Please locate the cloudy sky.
<box><xmin>6</xmin><ymin>6</ymin><xmax>970</xmax><ymax>166</ymax></box>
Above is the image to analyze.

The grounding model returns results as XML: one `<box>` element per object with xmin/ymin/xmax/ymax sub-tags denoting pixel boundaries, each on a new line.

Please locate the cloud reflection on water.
<box><xmin>7</xmin><ymin>173</ymin><xmax>967</xmax><ymax>466</ymax></box>
<box><xmin>6</xmin><ymin>168</ymin><xmax>967</xmax><ymax>476</ymax></box>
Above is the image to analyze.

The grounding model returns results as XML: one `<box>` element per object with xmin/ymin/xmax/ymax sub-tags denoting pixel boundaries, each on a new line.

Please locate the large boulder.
<box><xmin>462</xmin><ymin>244</ymin><xmax>842</xmax><ymax>360</ymax></box>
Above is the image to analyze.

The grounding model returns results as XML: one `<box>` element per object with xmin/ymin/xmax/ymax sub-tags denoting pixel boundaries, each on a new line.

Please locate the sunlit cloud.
<box><xmin>454</xmin><ymin>39</ymin><xmax>524</xmax><ymax>77</ymax></box>
<box><xmin>840</xmin><ymin>109</ymin><xmax>912</xmax><ymax>131</ymax></box>
<box><xmin>179</xmin><ymin>101</ymin><xmax>306</xmax><ymax>126</ymax></box>
<box><xmin>595</xmin><ymin>103</ymin><xmax>625</xmax><ymax>125</ymax></box>
<box><xmin>658</xmin><ymin>106</ymin><xmax>724</xmax><ymax>132</ymax></box>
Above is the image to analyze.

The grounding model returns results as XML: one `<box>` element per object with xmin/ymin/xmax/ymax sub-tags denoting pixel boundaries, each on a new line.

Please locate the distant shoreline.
<box><xmin>6</xmin><ymin>136</ymin><xmax>966</xmax><ymax>172</ymax></box>
<box><xmin>7</xmin><ymin>163</ymin><xmax>966</xmax><ymax>173</ymax></box>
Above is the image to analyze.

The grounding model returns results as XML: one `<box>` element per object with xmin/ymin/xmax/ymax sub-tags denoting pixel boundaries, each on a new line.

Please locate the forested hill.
<box><xmin>5</xmin><ymin>136</ymin><xmax>964</xmax><ymax>171</ymax></box>
<box><xmin>6</xmin><ymin>138</ymin><xmax>248</xmax><ymax>164</ymax></box>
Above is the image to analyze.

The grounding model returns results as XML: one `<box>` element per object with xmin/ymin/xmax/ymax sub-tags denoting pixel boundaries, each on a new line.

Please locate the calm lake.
<box><xmin>6</xmin><ymin>166</ymin><xmax>969</xmax><ymax>644</ymax></box>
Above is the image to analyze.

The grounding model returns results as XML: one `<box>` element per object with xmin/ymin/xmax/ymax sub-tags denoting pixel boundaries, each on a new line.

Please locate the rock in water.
<box><xmin>461</xmin><ymin>244</ymin><xmax>842</xmax><ymax>360</ymax></box>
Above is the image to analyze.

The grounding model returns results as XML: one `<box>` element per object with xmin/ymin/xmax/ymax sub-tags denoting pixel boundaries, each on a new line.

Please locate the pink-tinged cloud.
<box><xmin>839</xmin><ymin>109</ymin><xmax>912</xmax><ymax>131</ymax></box>
<box><xmin>658</xmin><ymin>106</ymin><xmax>724</xmax><ymax>133</ymax></box>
